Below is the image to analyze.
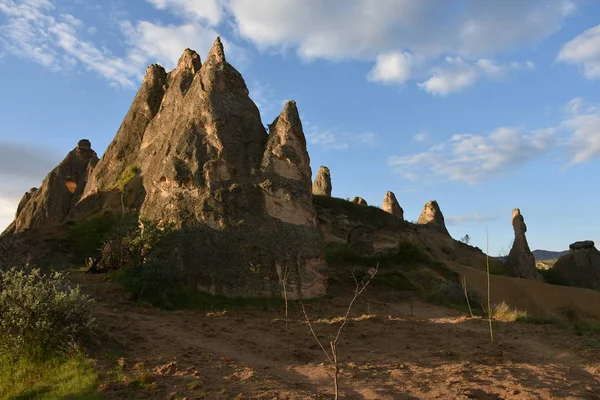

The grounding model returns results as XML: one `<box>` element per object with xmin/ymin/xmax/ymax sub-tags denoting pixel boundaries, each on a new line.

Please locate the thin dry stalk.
<box><xmin>408</xmin><ymin>296</ymin><xmax>415</xmax><ymax>332</ymax></box>
<box><xmin>301</xmin><ymin>264</ymin><xmax>379</xmax><ymax>400</ymax></box>
<box><xmin>486</xmin><ymin>228</ymin><xmax>494</xmax><ymax>343</ymax></box>
<box><xmin>461</xmin><ymin>276</ymin><xmax>474</xmax><ymax>318</ymax></box>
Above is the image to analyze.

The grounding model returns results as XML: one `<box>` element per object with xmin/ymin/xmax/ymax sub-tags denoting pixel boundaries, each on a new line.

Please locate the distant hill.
<box><xmin>532</xmin><ymin>249</ymin><xmax>569</xmax><ymax>260</ymax></box>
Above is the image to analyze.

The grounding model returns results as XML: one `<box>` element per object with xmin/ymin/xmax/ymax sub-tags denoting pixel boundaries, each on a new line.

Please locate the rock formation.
<box><xmin>3</xmin><ymin>139</ymin><xmax>98</xmax><ymax>235</ymax></box>
<box><xmin>71</xmin><ymin>38</ymin><xmax>325</xmax><ymax>298</ymax></box>
<box><xmin>550</xmin><ymin>241</ymin><xmax>600</xmax><ymax>290</ymax></box>
<box><xmin>417</xmin><ymin>200</ymin><xmax>448</xmax><ymax>235</ymax></box>
<box><xmin>506</xmin><ymin>208</ymin><xmax>542</xmax><ymax>280</ymax></box>
<box><xmin>312</xmin><ymin>166</ymin><xmax>332</xmax><ymax>197</ymax></box>
<box><xmin>351</xmin><ymin>197</ymin><xmax>368</xmax><ymax>206</ymax></box>
<box><xmin>382</xmin><ymin>191</ymin><xmax>403</xmax><ymax>219</ymax></box>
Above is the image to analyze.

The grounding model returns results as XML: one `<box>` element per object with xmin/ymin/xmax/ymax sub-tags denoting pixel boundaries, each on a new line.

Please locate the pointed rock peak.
<box><xmin>312</xmin><ymin>166</ymin><xmax>332</xmax><ymax>197</ymax></box>
<box><xmin>77</xmin><ymin>139</ymin><xmax>91</xmax><ymax>150</ymax></box>
<box><xmin>282</xmin><ymin>100</ymin><xmax>299</xmax><ymax>118</ymax></box>
<box><xmin>207</xmin><ymin>36</ymin><xmax>226</xmax><ymax>63</ymax></box>
<box><xmin>176</xmin><ymin>48</ymin><xmax>201</xmax><ymax>73</ymax></box>
<box><xmin>417</xmin><ymin>200</ymin><xmax>448</xmax><ymax>234</ymax></box>
<box><xmin>383</xmin><ymin>191</ymin><xmax>404</xmax><ymax>219</ymax></box>
<box><xmin>144</xmin><ymin>63</ymin><xmax>167</xmax><ymax>84</ymax></box>
<box><xmin>271</xmin><ymin>100</ymin><xmax>302</xmax><ymax>132</ymax></box>
<box><xmin>512</xmin><ymin>208</ymin><xmax>527</xmax><ymax>233</ymax></box>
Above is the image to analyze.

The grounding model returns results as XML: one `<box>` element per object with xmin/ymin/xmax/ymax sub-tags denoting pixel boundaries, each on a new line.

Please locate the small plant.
<box><xmin>460</xmin><ymin>234</ymin><xmax>471</xmax><ymax>244</ymax></box>
<box><xmin>492</xmin><ymin>301</ymin><xmax>528</xmax><ymax>322</ymax></box>
<box><xmin>301</xmin><ymin>265</ymin><xmax>378</xmax><ymax>400</ymax></box>
<box><xmin>110</xmin><ymin>165</ymin><xmax>139</xmax><ymax>191</ymax></box>
<box><xmin>0</xmin><ymin>268</ymin><xmax>95</xmax><ymax>361</ymax></box>
<box><xmin>461</xmin><ymin>276</ymin><xmax>474</xmax><ymax>318</ymax></box>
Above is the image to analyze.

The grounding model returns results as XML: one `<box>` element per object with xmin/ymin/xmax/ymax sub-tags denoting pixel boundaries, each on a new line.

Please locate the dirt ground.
<box><xmin>69</xmin><ymin>271</ymin><xmax>600</xmax><ymax>400</ymax></box>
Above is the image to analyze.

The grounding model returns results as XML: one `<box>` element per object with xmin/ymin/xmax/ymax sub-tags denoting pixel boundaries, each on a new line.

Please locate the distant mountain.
<box><xmin>532</xmin><ymin>249</ymin><xmax>569</xmax><ymax>260</ymax></box>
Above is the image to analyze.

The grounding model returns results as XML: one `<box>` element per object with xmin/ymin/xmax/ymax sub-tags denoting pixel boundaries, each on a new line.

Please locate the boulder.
<box><xmin>312</xmin><ymin>166</ymin><xmax>332</xmax><ymax>197</ymax></box>
<box><xmin>505</xmin><ymin>208</ymin><xmax>542</xmax><ymax>280</ymax></box>
<box><xmin>417</xmin><ymin>200</ymin><xmax>449</xmax><ymax>235</ymax></box>
<box><xmin>351</xmin><ymin>197</ymin><xmax>368</xmax><ymax>206</ymax></box>
<box><xmin>382</xmin><ymin>191</ymin><xmax>403</xmax><ymax>219</ymax></box>
<box><xmin>551</xmin><ymin>241</ymin><xmax>600</xmax><ymax>291</ymax></box>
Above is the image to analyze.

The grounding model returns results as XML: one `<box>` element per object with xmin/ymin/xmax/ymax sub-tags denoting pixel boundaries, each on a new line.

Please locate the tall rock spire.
<box><xmin>312</xmin><ymin>166</ymin><xmax>332</xmax><ymax>197</ymax></box>
<box><xmin>417</xmin><ymin>200</ymin><xmax>449</xmax><ymax>235</ymax></box>
<box><xmin>383</xmin><ymin>191</ymin><xmax>404</xmax><ymax>219</ymax></box>
<box><xmin>506</xmin><ymin>208</ymin><xmax>542</xmax><ymax>280</ymax></box>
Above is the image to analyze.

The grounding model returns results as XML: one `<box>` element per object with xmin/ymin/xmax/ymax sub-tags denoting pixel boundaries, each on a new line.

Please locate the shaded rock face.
<box><xmin>74</xmin><ymin>38</ymin><xmax>326</xmax><ymax>299</ymax></box>
<box><xmin>506</xmin><ymin>209</ymin><xmax>542</xmax><ymax>280</ymax></box>
<box><xmin>5</xmin><ymin>140</ymin><xmax>98</xmax><ymax>234</ymax></box>
<box><xmin>351</xmin><ymin>197</ymin><xmax>368</xmax><ymax>206</ymax></box>
<box><xmin>383</xmin><ymin>191</ymin><xmax>403</xmax><ymax>219</ymax></box>
<box><xmin>312</xmin><ymin>166</ymin><xmax>332</xmax><ymax>197</ymax></box>
<box><xmin>552</xmin><ymin>241</ymin><xmax>600</xmax><ymax>291</ymax></box>
<box><xmin>417</xmin><ymin>200</ymin><xmax>448</xmax><ymax>235</ymax></box>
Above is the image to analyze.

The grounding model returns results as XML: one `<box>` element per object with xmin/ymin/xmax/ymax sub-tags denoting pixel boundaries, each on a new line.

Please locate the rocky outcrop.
<box><xmin>550</xmin><ymin>241</ymin><xmax>600</xmax><ymax>290</ymax></box>
<box><xmin>73</xmin><ymin>38</ymin><xmax>326</xmax><ymax>299</ymax></box>
<box><xmin>506</xmin><ymin>209</ymin><xmax>542</xmax><ymax>280</ymax></box>
<box><xmin>383</xmin><ymin>191</ymin><xmax>403</xmax><ymax>219</ymax></box>
<box><xmin>312</xmin><ymin>166</ymin><xmax>332</xmax><ymax>197</ymax></box>
<box><xmin>351</xmin><ymin>197</ymin><xmax>368</xmax><ymax>206</ymax></box>
<box><xmin>5</xmin><ymin>140</ymin><xmax>98</xmax><ymax>234</ymax></box>
<box><xmin>417</xmin><ymin>200</ymin><xmax>449</xmax><ymax>235</ymax></box>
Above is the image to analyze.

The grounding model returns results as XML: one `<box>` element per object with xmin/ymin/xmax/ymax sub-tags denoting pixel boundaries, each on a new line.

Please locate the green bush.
<box><xmin>0</xmin><ymin>268</ymin><xmax>94</xmax><ymax>361</ymax></box>
<box><xmin>110</xmin><ymin>165</ymin><xmax>139</xmax><ymax>191</ymax></box>
<box><xmin>116</xmin><ymin>261</ymin><xmax>183</xmax><ymax>309</ymax></box>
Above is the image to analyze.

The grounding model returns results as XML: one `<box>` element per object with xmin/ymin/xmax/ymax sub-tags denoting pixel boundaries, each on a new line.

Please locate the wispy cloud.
<box><xmin>446</xmin><ymin>212</ymin><xmax>499</xmax><ymax>226</ymax></box>
<box><xmin>413</xmin><ymin>132</ymin><xmax>429</xmax><ymax>142</ymax></box>
<box><xmin>557</xmin><ymin>24</ymin><xmax>600</xmax><ymax>79</ymax></box>
<box><xmin>306</xmin><ymin>127</ymin><xmax>379</xmax><ymax>151</ymax></box>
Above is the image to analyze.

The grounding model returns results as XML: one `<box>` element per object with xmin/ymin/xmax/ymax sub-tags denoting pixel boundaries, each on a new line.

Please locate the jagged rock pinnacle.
<box><xmin>383</xmin><ymin>191</ymin><xmax>404</xmax><ymax>219</ymax></box>
<box><xmin>506</xmin><ymin>208</ymin><xmax>542</xmax><ymax>280</ymax></box>
<box><xmin>207</xmin><ymin>36</ymin><xmax>226</xmax><ymax>63</ymax></box>
<box><xmin>175</xmin><ymin>48</ymin><xmax>201</xmax><ymax>74</ymax></box>
<box><xmin>417</xmin><ymin>200</ymin><xmax>449</xmax><ymax>235</ymax></box>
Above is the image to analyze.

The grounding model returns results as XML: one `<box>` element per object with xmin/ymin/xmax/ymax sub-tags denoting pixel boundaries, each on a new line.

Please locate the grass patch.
<box><xmin>492</xmin><ymin>301</ymin><xmax>528</xmax><ymax>322</ymax></box>
<box><xmin>0</xmin><ymin>353</ymin><xmax>100</xmax><ymax>400</ymax></box>
<box><xmin>487</xmin><ymin>260</ymin><xmax>513</xmax><ymax>276</ymax></box>
<box><xmin>110</xmin><ymin>165</ymin><xmax>139</xmax><ymax>191</ymax></box>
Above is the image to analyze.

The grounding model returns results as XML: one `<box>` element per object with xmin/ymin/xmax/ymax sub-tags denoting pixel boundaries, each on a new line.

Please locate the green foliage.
<box><xmin>110</xmin><ymin>165</ymin><xmax>139</xmax><ymax>191</ymax></box>
<box><xmin>313</xmin><ymin>195</ymin><xmax>403</xmax><ymax>228</ymax></box>
<box><xmin>0</xmin><ymin>353</ymin><xmax>100</xmax><ymax>400</ymax></box>
<box><xmin>539</xmin><ymin>267</ymin><xmax>570</xmax><ymax>286</ymax></box>
<box><xmin>65</xmin><ymin>213</ymin><xmax>119</xmax><ymax>262</ymax></box>
<box><xmin>0</xmin><ymin>268</ymin><xmax>95</xmax><ymax>361</ymax></box>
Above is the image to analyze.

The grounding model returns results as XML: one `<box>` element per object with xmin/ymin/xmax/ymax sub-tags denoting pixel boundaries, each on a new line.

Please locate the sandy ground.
<box><xmin>69</xmin><ymin>272</ymin><xmax>600</xmax><ymax>400</ymax></box>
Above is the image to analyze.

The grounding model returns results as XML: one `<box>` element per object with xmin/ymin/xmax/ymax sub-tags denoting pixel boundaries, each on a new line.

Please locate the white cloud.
<box><xmin>557</xmin><ymin>24</ymin><xmax>600</xmax><ymax>79</ymax></box>
<box><xmin>418</xmin><ymin>57</ymin><xmax>534</xmax><ymax>96</ymax></box>
<box><xmin>225</xmin><ymin>0</ymin><xmax>573</xmax><ymax>61</ymax></box>
<box><xmin>367</xmin><ymin>51</ymin><xmax>417</xmax><ymax>85</ymax></box>
<box><xmin>561</xmin><ymin>98</ymin><xmax>600</xmax><ymax>164</ymax></box>
<box><xmin>306</xmin><ymin>127</ymin><xmax>378</xmax><ymax>151</ymax></box>
<box><xmin>413</xmin><ymin>132</ymin><xmax>429</xmax><ymax>142</ymax></box>
<box><xmin>388</xmin><ymin>127</ymin><xmax>556</xmax><ymax>184</ymax></box>
<box><xmin>146</xmin><ymin>0</ymin><xmax>224</xmax><ymax>26</ymax></box>
<box><xmin>446</xmin><ymin>212</ymin><xmax>498</xmax><ymax>226</ymax></box>
<box><xmin>388</xmin><ymin>98</ymin><xmax>600</xmax><ymax>183</ymax></box>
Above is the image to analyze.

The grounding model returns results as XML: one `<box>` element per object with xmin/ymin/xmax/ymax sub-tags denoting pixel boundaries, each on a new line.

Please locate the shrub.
<box><xmin>110</xmin><ymin>165</ymin><xmax>139</xmax><ymax>191</ymax></box>
<box><xmin>0</xmin><ymin>268</ymin><xmax>94</xmax><ymax>360</ymax></box>
<box><xmin>116</xmin><ymin>261</ymin><xmax>183</xmax><ymax>309</ymax></box>
<box><xmin>491</xmin><ymin>301</ymin><xmax>528</xmax><ymax>322</ymax></box>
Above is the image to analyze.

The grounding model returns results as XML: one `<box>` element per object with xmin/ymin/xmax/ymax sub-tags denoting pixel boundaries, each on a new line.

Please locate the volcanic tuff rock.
<box><xmin>312</xmin><ymin>166</ymin><xmax>332</xmax><ymax>197</ymax></box>
<box><xmin>2</xmin><ymin>139</ymin><xmax>98</xmax><ymax>235</ymax></box>
<box><xmin>383</xmin><ymin>191</ymin><xmax>404</xmax><ymax>219</ymax></box>
<box><xmin>551</xmin><ymin>241</ymin><xmax>600</xmax><ymax>291</ymax></box>
<box><xmin>417</xmin><ymin>200</ymin><xmax>449</xmax><ymax>235</ymax></box>
<box><xmin>75</xmin><ymin>38</ymin><xmax>326</xmax><ymax>298</ymax></box>
<box><xmin>506</xmin><ymin>209</ymin><xmax>542</xmax><ymax>280</ymax></box>
<box><xmin>351</xmin><ymin>197</ymin><xmax>368</xmax><ymax>206</ymax></box>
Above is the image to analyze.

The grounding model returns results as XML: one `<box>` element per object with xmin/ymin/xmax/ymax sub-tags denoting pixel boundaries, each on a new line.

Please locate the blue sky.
<box><xmin>1</xmin><ymin>0</ymin><xmax>599</xmax><ymax>255</ymax></box>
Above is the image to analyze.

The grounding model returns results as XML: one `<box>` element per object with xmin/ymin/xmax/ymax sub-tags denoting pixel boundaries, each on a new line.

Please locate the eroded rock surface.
<box><xmin>74</xmin><ymin>38</ymin><xmax>327</xmax><ymax>299</ymax></box>
<box><xmin>5</xmin><ymin>139</ymin><xmax>98</xmax><ymax>234</ymax></box>
<box><xmin>312</xmin><ymin>166</ymin><xmax>332</xmax><ymax>197</ymax></box>
<box><xmin>417</xmin><ymin>200</ymin><xmax>449</xmax><ymax>235</ymax></box>
<box><xmin>383</xmin><ymin>191</ymin><xmax>403</xmax><ymax>219</ymax></box>
<box><xmin>351</xmin><ymin>197</ymin><xmax>368</xmax><ymax>206</ymax></box>
<box><xmin>506</xmin><ymin>209</ymin><xmax>542</xmax><ymax>280</ymax></box>
<box><xmin>551</xmin><ymin>241</ymin><xmax>600</xmax><ymax>291</ymax></box>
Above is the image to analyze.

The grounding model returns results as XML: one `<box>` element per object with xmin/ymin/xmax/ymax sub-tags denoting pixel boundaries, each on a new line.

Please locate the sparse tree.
<box><xmin>460</xmin><ymin>234</ymin><xmax>471</xmax><ymax>244</ymax></box>
<box><xmin>301</xmin><ymin>265</ymin><xmax>378</xmax><ymax>400</ymax></box>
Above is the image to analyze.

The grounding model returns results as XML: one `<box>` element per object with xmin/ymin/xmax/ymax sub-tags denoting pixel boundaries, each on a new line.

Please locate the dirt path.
<box><xmin>69</xmin><ymin>272</ymin><xmax>600</xmax><ymax>400</ymax></box>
